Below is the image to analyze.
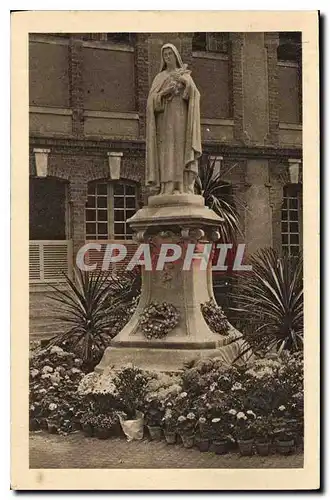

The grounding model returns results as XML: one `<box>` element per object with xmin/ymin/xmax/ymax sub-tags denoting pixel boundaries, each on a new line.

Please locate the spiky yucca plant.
<box><xmin>195</xmin><ymin>156</ymin><xmax>242</xmax><ymax>243</ymax></box>
<box><xmin>231</xmin><ymin>248</ymin><xmax>303</xmax><ymax>356</ymax></box>
<box><xmin>47</xmin><ymin>268</ymin><xmax>140</xmax><ymax>370</ymax></box>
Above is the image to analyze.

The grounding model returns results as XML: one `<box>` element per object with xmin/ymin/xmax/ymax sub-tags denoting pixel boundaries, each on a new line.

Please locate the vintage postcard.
<box><xmin>11</xmin><ymin>10</ymin><xmax>319</xmax><ymax>490</ymax></box>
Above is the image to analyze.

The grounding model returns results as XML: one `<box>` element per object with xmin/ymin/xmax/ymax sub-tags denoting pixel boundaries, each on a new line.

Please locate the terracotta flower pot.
<box><xmin>94</xmin><ymin>427</ymin><xmax>111</xmax><ymax>440</ymax></box>
<box><xmin>276</xmin><ymin>438</ymin><xmax>295</xmax><ymax>455</ymax></box>
<box><xmin>237</xmin><ymin>439</ymin><xmax>254</xmax><ymax>456</ymax></box>
<box><xmin>148</xmin><ymin>425</ymin><xmax>163</xmax><ymax>441</ymax></box>
<box><xmin>180</xmin><ymin>434</ymin><xmax>195</xmax><ymax>449</ymax></box>
<box><xmin>199</xmin><ymin>439</ymin><xmax>210</xmax><ymax>452</ymax></box>
<box><xmin>82</xmin><ymin>423</ymin><xmax>94</xmax><ymax>437</ymax></box>
<box><xmin>164</xmin><ymin>430</ymin><xmax>176</xmax><ymax>444</ymax></box>
<box><xmin>39</xmin><ymin>418</ymin><xmax>48</xmax><ymax>430</ymax></box>
<box><xmin>47</xmin><ymin>422</ymin><xmax>58</xmax><ymax>434</ymax></box>
<box><xmin>213</xmin><ymin>439</ymin><xmax>228</xmax><ymax>455</ymax></box>
<box><xmin>256</xmin><ymin>441</ymin><xmax>270</xmax><ymax>456</ymax></box>
<box><xmin>29</xmin><ymin>418</ymin><xmax>39</xmax><ymax>431</ymax></box>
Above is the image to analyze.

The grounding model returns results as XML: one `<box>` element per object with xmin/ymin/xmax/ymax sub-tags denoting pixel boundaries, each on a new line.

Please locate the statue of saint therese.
<box><xmin>146</xmin><ymin>43</ymin><xmax>202</xmax><ymax>195</ymax></box>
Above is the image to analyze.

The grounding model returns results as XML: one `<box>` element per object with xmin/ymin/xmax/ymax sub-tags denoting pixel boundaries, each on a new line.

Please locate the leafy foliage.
<box><xmin>47</xmin><ymin>268</ymin><xmax>140</xmax><ymax>370</ymax></box>
<box><xmin>231</xmin><ymin>248</ymin><xmax>303</xmax><ymax>356</ymax></box>
<box><xmin>195</xmin><ymin>156</ymin><xmax>242</xmax><ymax>243</ymax></box>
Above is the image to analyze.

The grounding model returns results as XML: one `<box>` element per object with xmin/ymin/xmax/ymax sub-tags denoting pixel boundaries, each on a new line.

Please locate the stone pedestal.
<box><xmin>96</xmin><ymin>194</ymin><xmax>238</xmax><ymax>373</ymax></box>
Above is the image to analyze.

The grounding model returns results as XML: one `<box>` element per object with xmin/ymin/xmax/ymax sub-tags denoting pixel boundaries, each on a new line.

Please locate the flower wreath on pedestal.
<box><xmin>139</xmin><ymin>301</ymin><xmax>180</xmax><ymax>339</ymax></box>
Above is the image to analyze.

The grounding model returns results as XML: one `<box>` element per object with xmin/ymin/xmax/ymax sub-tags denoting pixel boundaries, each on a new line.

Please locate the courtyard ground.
<box><xmin>30</xmin><ymin>431</ymin><xmax>303</xmax><ymax>469</ymax></box>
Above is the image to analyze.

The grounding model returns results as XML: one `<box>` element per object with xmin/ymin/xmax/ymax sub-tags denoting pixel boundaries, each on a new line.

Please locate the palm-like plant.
<box><xmin>195</xmin><ymin>156</ymin><xmax>242</xmax><ymax>243</ymax></box>
<box><xmin>231</xmin><ymin>248</ymin><xmax>303</xmax><ymax>356</ymax></box>
<box><xmin>47</xmin><ymin>267</ymin><xmax>140</xmax><ymax>370</ymax></box>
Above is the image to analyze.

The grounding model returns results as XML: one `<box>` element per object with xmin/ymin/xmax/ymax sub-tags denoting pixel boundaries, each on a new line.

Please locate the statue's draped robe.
<box><xmin>146</xmin><ymin>70</ymin><xmax>202</xmax><ymax>188</ymax></box>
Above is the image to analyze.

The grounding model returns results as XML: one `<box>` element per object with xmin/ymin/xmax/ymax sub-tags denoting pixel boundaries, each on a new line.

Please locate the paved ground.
<box><xmin>30</xmin><ymin>431</ymin><xmax>303</xmax><ymax>469</ymax></box>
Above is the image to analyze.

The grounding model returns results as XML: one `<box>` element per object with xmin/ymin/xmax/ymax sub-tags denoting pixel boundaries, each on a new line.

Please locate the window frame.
<box><xmin>281</xmin><ymin>184</ymin><xmax>302</xmax><ymax>257</ymax></box>
<box><xmin>85</xmin><ymin>180</ymin><xmax>139</xmax><ymax>241</ymax></box>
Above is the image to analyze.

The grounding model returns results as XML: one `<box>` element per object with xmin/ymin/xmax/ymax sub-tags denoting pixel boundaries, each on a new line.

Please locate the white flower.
<box><xmin>41</xmin><ymin>373</ymin><xmax>51</xmax><ymax>379</ymax></box>
<box><xmin>48</xmin><ymin>403</ymin><xmax>57</xmax><ymax>411</ymax></box>
<box><xmin>247</xmin><ymin>410</ymin><xmax>256</xmax><ymax>418</ymax></box>
<box><xmin>231</xmin><ymin>382</ymin><xmax>242</xmax><ymax>391</ymax></box>
<box><xmin>187</xmin><ymin>412</ymin><xmax>195</xmax><ymax>420</ymax></box>
<box><xmin>30</xmin><ymin>369</ymin><xmax>39</xmax><ymax>378</ymax></box>
<box><xmin>178</xmin><ymin>415</ymin><xmax>186</xmax><ymax>422</ymax></box>
<box><xmin>42</xmin><ymin>365</ymin><xmax>53</xmax><ymax>374</ymax></box>
<box><xmin>212</xmin><ymin>418</ymin><xmax>221</xmax><ymax>423</ymax></box>
<box><xmin>278</xmin><ymin>405</ymin><xmax>286</xmax><ymax>411</ymax></box>
<box><xmin>39</xmin><ymin>388</ymin><xmax>47</xmax><ymax>394</ymax></box>
<box><xmin>71</xmin><ymin>367</ymin><xmax>81</xmax><ymax>374</ymax></box>
<box><xmin>199</xmin><ymin>417</ymin><xmax>206</xmax><ymax>424</ymax></box>
<box><xmin>228</xmin><ymin>409</ymin><xmax>237</xmax><ymax>415</ymax></box>
<box><xmin>180</xmin><ymin>392</ymin><xmax>187</xmax><ymax>398</ymax></box>
<box><xmin>210</xmin><ymin>382</ymin><xmax>217</xmax><ymax>392</ymax></box>
<box><xmin>236</xmin><ymin>412</ymin><xmax>246</xmax><ymax>420</ymax></box>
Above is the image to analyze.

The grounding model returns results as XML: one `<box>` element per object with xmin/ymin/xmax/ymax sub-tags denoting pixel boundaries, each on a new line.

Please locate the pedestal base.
<box><xmin>95</xmin><ymin>326</ymin><xmax>246</xmax><ymax>373</ymax></box>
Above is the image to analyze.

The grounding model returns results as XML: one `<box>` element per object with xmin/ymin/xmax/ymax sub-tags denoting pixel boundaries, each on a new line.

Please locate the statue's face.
<box><xmin>163</xmin><ymin>47</ymin><xmax>177</xmax><ymax>68</ymax></box>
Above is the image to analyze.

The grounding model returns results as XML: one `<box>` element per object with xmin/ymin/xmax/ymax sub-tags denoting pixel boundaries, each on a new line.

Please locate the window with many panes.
<box><xmin>281</xmin><ymin>185</ymin><xmax>302</xmax><ymax>256</ymax></box>
<box><xmin>192</xmin><ymin>33</ymin><xmax>229</xmax><ymax>53</ymax></box>
<box><xmin>85</xmin><ymin>181</ymin><xmax>138</xmax><ymax>240</ymax></box>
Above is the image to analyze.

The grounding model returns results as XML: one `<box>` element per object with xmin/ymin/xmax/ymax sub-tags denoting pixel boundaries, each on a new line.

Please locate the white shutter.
<box><xmin>29</xmin><ymin>243</ymin><xmax>41</xmax><ymax>281</ymax></box>
<box><xmin>43</xmin><ymin>242</ymin><xmax>70</xmax><ymax>282</ymax></box>
<box><xmin>29</xmin><ymin>240</ymin><xmax>72</xmax><ymax>283</ymax></box>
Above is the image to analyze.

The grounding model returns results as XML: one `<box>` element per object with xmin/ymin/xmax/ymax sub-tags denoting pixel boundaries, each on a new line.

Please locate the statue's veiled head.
<box><xmin>160</xmin><ymin>43</ymin><xmax>184</xmax><ymax>71</ymax></box>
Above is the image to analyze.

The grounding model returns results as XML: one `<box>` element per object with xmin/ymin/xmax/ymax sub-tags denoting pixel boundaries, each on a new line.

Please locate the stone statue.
<box><xmin>146</xmin><ymin>43</ymin><xmax>202</xmax><ymax>195</ymax></box>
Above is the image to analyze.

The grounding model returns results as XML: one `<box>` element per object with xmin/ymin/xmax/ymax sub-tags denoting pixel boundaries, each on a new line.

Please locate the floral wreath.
<box><xmin>139</xmin><ymin>301</ymin><xmax>180</xmax><ymax>340</ymax></box>
<box><xmin>201</xmin><ymin>298</ymin><xmax>230</xmax><ymax>335</ymax></box>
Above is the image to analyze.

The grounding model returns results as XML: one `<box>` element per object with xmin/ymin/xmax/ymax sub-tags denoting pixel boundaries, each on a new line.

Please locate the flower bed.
<box><xmin>30</xmin><ymin>348</ymin><xmax>303</xmax><ymax>454</ymax></box>
<box><xmin>29</xmin><ymin>346</ymin><xmax>86</xmax><ymax>434</ymax></box>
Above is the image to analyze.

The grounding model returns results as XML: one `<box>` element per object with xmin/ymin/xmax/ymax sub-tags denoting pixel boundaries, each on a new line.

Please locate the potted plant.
<box><xmin>145</xmin><ymin>398</ymin><xmax>164</xmax><ymax>441</ymax></box>
<box><xmin>234</xmin><ymin>411</ymin><xmax>255</xmax><ymax>456</ymax></box>
<box><xmin>80</xmin><ymin>410</ymin><xmax>95</xmax><ymax>437</ymax></box>
<box><xmin>90</xmin><ymin>413</ymin><xmax>115</xmax><ymax>440</ymax></box>
<box><xmin>211</xmin><ymin>416</ymin><xmax>232</xmax><ymax>455</ymax></box>
<box><xmin>273</xmin><ymin>415</ymin><xmax>296</xmax><ymax>455</ymax></box>
<box><xmin>161</xmin><ymin>407</ymin><xmax>177</xmax><ymax>444</ymax></box>
<box><xmin>176</xmin><ymin>413</ymin><xmax>196</xmax><ymax>448</ymax></box>
<box><xmin>251</xmin><ymin>416</ymin><xmax>272</xmax><ymax>456</ymax></box>
<box><xmin>197</xmin><ymin>416</ymin><xmax>212</xmax><ymax>452</ymax></box>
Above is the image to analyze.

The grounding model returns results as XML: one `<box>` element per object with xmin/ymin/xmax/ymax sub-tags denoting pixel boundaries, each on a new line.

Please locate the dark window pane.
<box><xmin>97</xmin><ymin>210</ymin><xmax>108</xmax><ymax>221</ymax></box>
<box><xmin>114</xmin><ymin>197</ymin><xmax>125</xmax><ymax>208</ymax></box>
<box><xmin>290</xmin><ymin>222</ymin><xmax>299</xmax><ymax>233</ymax></box>
<box><xmin>114</xmin><ymin>183</ymin><xmax>124</xmax><ymax>195</ymax></box>
<box><xmin>114</xmin><ymin>223</ymin><xmax>125</xmax><ymax>235</ymax></box>
<box><xmin>126</xmin><ymin>209</ymin><xmax>136</xmax><ymax>219</ymax></box>
<box><xmin>86</xmin><ymin>235</ymin><xmax>96</xmax><ymax>240</ymax></box>
<box><xmin>86</xmin><ymin>223</ymin><xmax>96</xmax><ymax>235</ymax></box>
<box><xmin>114</xmin><ymin>234</ymin><xmax>125</xmax><ymax>240</ymax></box>
<box><xmin>125</xmin><ymin>185</ymin><xmax>136</xmax><ymax>196</ymax></box>
<box><xmin>289</xmin><ymin>198</ymin><xmax>298</xmax><ymax>209</ymax></box>
<box><xmin>282</xmin><ymin>210</ymin><xmax>288</xmax><ymax>221</ymax></box>
<box><xmin>97</xmin><ymin>183</ymin><xmax>107</xmax><ymax>195</ymax></box>
<box><xmin>281</xmin><ymin>222</ymin><xmax>288</xmax><ymax>233</ymax></box>
<box><xmin>282</xmin><ymin>234</ymin><xmax>288</xmax><ymax>244</ymax></box>
<box><xmin>290</xmin><ymin>234</ymin><xmax>299</xmax><ymax>245</ymax></box>
<box><xmin>114</xmin><ymin>210</ymin><xmax>125</xmax><ymax>221</ymax></box>
<box><xmin>86</xmin><ymin>210</ymin><xmax>96</xmax><ymax>221</ymax></box>
<box><xmin>192</xmin><ymin>32</ymin><xmax>207</xmax><ymax>51</ymax></box>
<box><xmin>97</xmin><ymin>223</ymin><xmax>108</xmax><ymax>235</ymax></box>
<box><xmin>88</xmin><ymin>184</ymin><xmax>96</xmax><ymax>195</ymax></box>
<box><xmin>97</xmin><ymin>197</ymin><xmax>107</xmax><ymax>208</ymax></box>
<box><xmin>126</xmin><ymin>197</ymin><xmax>136</xmax><ymax>209</ymax></box>
<box><xmin>282</xmin><ymin>198</ymin><xmax>288</xmax><ymax>210</ymax></box>
<box><xmin>289</xmin><ymin>210</ymin><xmax>298</xmax><ymax>221</ymax></box>
<box><xmin>98</xmin><ymin>235</ymin><xmax>108</xmax><ymax>240</ymax></box>
<box><xmin>126</xmin><ymin>225</ymin><xmax>133</xmax><ymax>234</ymax></box>
<box><xmin>86</xmin><ymin>196</ymin><xmax>96</xmax><ymax>208</ymax></box>
<box><xmin>291</xmin><ymin>246</ymin><xmax>299</xmax><ymax>256</ymax></box>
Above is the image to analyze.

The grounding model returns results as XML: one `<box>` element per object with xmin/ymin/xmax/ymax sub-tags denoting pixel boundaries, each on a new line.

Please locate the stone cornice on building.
<box><xmin>29</xmin><ymin>135</ymin><xmax>302</xmax><ymax>160</ymax></box>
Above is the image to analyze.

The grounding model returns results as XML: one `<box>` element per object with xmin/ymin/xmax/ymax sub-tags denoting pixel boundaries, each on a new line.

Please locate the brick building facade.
<box><xmin>29</xmin><ymin>32</ymin><xmax>303</xmax><ymax>338</ymax></box>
